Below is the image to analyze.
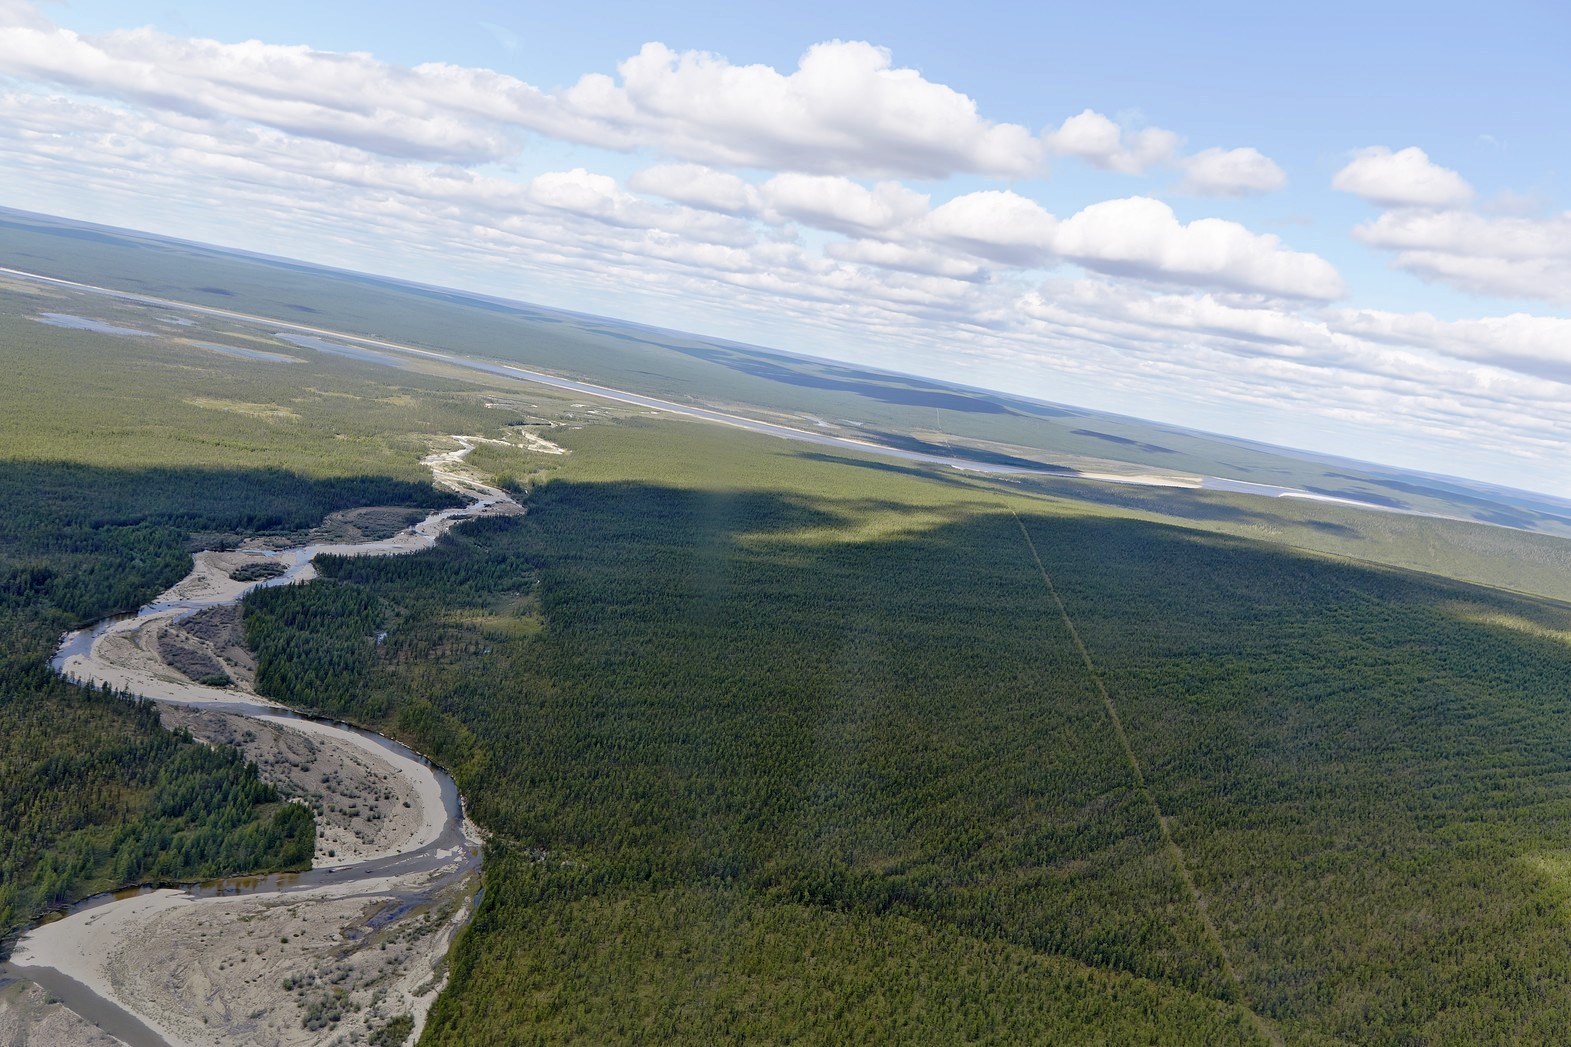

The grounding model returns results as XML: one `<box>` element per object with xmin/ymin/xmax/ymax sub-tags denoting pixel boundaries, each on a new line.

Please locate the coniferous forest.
<box><xmin>0</xmin><ymin>459</ymin><xmax>454</xmax><ymax>951</ymax></box>
<box><xmin>241</xmin><ymin>421</ymin><xmax>1571</xmax><ymax>1044</ymax></box>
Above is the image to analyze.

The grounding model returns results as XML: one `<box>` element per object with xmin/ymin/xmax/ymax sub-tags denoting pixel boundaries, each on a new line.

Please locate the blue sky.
<box><xmin>3</xmin><ymin>0</ymin><xmax>1569</xmax><ymax>491</ymax></box>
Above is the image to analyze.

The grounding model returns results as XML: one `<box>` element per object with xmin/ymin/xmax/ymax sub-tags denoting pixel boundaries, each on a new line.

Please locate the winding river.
<box><xmin>0</xmin><ymin>439</ymin><xmax>519</xmax><ymax>1046</ymax></box>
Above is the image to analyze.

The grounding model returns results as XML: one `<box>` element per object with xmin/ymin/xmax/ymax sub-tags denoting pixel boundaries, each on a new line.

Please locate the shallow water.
<box><xmin>35</xmin><ymin>312</ymin><xmax>154</xmax><ymax>337</ymax></box>
<box><xmin>187</xmin><ymin>340</ymin><xmax>298</xmax><ymax>362</ymax></box>
<box><xmin>275</xmin><ymin>331</ymin><xmax>408</xmax><ymax>367</ymax></box>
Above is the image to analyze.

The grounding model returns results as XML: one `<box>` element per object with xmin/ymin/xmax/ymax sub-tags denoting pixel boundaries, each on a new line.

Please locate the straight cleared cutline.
<box><xmin>1008</xmin><ymin>510</ymin><xmax>1282</xmax><ymax>1047</ymax></box>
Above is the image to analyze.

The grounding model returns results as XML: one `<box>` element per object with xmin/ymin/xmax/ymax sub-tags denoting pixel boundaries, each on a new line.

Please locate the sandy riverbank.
<box><xmin>164</xmin><ymin>707</ymin><xmax>444</xmax><ymax>868</ymax></box>
<box><xmin>10</xmin><ymin>860</ymin><xmax>474</xmax><ymax>1047</ymax></box>
<box><xmin>2</xmin><ymin>437</ymin><xmax>516</xmax><ymax>1045</ymax></box>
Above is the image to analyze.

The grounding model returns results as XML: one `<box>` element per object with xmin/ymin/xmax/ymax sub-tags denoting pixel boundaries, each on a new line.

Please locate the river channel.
<box><xmin>0</xmin><ymin>439</ymin><xmax>519</xmax><ymax>1046</ymax></box>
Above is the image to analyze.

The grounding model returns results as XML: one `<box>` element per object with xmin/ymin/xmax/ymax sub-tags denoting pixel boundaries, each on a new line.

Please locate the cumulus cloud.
<box><xmin>1008</xmin><ymin>277</ymin><xmax>1571</xmax><ymax>477</ymax></box>
<box><xmin>823</xmin><ymin>239</ymin><xmax>984</xmax><ymax>280</ymax></box>
<box><xmin>1334</xmin><ymin>308</ymin><xmax>1571</xmax><ymax>379</ymax></box>
<box><xmin>1392</xmin><ymin>250</ymin><xmax>1571</xmax><ymax>306</ymax></box>
<box><xmin>1330</xmin><ymin>148</ymin><xmax>1571</xmax><ymax>304</ymax></box>
<box><xmin>1018</xmin><ymin>197</ymin><xmax>1339</xmax><ymax>299</ymax></box>
<box><xmin>0</xmin><ymin>0</ymin><xmax>46</xmax><ymax>29</ymax></box>
<box><xmin>1358</xmin><ymin>206</ymin><xmax>1571</xmax><ymax>260</ymax></box>
<box><xmin>908</xmin><ymin>191</ymin><xmax>1344</xmax><ymax>298</ymax></box>
<box><xmin>13</xmin><ymin>92</ymin><xmax>1565</xmax><ymax>484</ymax></box>
<box><xmin>584</xmin><ymin>41</ymin><xmax>1044</xmax><ymax>177</ymax></box>
<box><xmin>0</xmin><ymin>22</ymin><xmax>540</xmax><ymax>163</ymax></box>
<box><xmin>922</xmin><ymin>190</ymin><xmax>1059</xmax><ymax>266</ymax></box>
<box><xmin>527</xmin><ymin>169</ymin><xmax>638</xmax><ymax>222</ymax></box>
<box><xmin>0</xmin><ymin>77</ymin><xmax>1340</xmax><ymax>302</ymax></box>
<box><xmin>1043</xmin><ymin>110</ymin><xmax>1285</xmax><ymax>196</ymax></box>
<box><xmin>761</xmin><ymin>174</ymin><xmax>928</xmax><ymax>235</ymax></box>
<box><xmin>1015</xmin><ymin>282</ymin><xmax>1345</xmax><ymax>369</ymax></box>
<box><xmin>1045</xmin><ymin>109</ymin><xmax>1180</xmax><ymax>174</ymax></box>
<box><xmin>1332</xmin><ymin>146</ymin><xmax>1473</xmax><ymax>208</ymax></box>
<box><xmin>0</xmin><ymin>12</ymin><xmax>1044</xmax><ymax>179</ymax></box>
<box><xmin>628</xmin><ymin>163</ymin><xmax>759</xmax><ymax>214</ymax></box>
<box><xmin>1351</xmin><ymin>200</ymin><xmax>1571</xmax><ymax>304</ymax></box>
<box><xmin>1177</xmin><ymin>147</ymin><xmax>1286</xmax><ymax>196</ymax></box>
<box><xmin>0</xmin><ymin>5</ymin><xmax>1289</xmax><ymax>198</ymax></box>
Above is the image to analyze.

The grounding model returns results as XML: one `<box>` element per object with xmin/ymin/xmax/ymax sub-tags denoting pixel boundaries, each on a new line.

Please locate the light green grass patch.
<box><xmin>183</xmin><ymin>397</ymin><xmax>301</xmax><ymax>422</ymax></box>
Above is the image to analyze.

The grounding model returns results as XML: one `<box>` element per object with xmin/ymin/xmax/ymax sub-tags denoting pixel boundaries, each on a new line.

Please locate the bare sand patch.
<box><xmin>57</xmin><ymin>609</ymin><xmax>277</xmax><ymax>709</ymax></box>
<box><xmin>518</xmin><ymin>429</ymin><xmax>567</xmax><ymax>455</ymax></box>
<box><xmin>13</xmin><ymin>864</ymin><xmax>474</xmax><ymax>1047</ymax></box>
<box><xmin>10</xmin><ymin>437</ymin><xmax>515</xmax><ymax>1045</ymax></box>
<box><xmin>162</xmin><ymin>707</ymin><xmax>441</xmax><ymax>867</ymax></box>
<box><xmin>1077</xmin><ymin>470</ymin><xmax>1204</xmax><ymax>489</ymax></box>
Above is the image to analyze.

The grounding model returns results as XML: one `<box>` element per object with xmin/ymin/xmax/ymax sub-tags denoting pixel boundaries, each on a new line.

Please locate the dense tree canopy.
<box><xmin>242</xmin><ymin>443</ymin><xmax>1571</xmax><ymax>1042</ymax></box>
<box><xmin>0</xmin><ymin>459</ymin><xmax>452</xmax><ymax>953</ymax></box>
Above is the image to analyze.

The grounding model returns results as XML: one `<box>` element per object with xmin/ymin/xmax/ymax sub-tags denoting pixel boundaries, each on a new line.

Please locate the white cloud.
<box><xmin>589</xmin><ymin>40</ymin><xmax>1044</xmax><ymax>177</ymax></box>
<box><xmin>1</xmin><ymin>84</ymin><xmax>1343</xmax><ymax>303</ymax></box>
<box><xmin>761</xmin><ymin>174</ymin><xmax>928</xmax><ymax>235</ymax></box>
<box><xmin>1177</xmin><ymin>146</ymin><xmax>1286</xmax><ymax>196</ymax></box>
<box><xmin>849</xmin><ymin>189</ymin><xmax>1346</xmax><ymax>299</ymax></box>
<box><xmin>527</xmin><ymin>168</ymin><xmax>637</xmax><ymax>221</ymax></box>
<box><xmin>1046</xmin><ymin>109</ymin><xmax>1180</xmax><ymax>174</ymax></box>
<box><xmin>824</xmin><ymin>239</ymin><xmax>985</xmax><ymax>280</ymax></box>
<box><xmin>1044</xmin><ymin>111</ymin><xmax>1285</xmax><ymax>197</ymax></box>
<box><xmin>628</xmin><ymin>163</ymin><xmax>759</xmax><ymax>214</ymax></box>
<box><xmin>922</xmin><ymin>190</ymin><xmax>1059</xmax><ymax>266</ymax></box>
<box><xmin>0</xmin><ymin>22</ymin><xmax>540</xmax><ymax>163</ymax></box>
<box><xmin>0</xmin><ymin>4</ymin><xmax>1292</xmax><ymax>212</ymax></box>
<box><xmin>1356</xmin><ymin>208</ymin><xmax>1571</xmax><ymax>264</ymax></box>
<box><xmin>1352</xmin><ymin>206</ymin><xmax>1571</xmax><ymax>304</ymax></box>
<box><xmin>0</xmin><ymin>11</ymin><xmax>1045</xmax><ymax>179</ymax></box>
<box><xmin>0</xmin><ymin>0</ymin><xmax>45</xmax><ymax>29</ymax></box>
<box><xmin>1391</xmin><ymin>250</ymin><xmax>1571</xmax><ymax>306</ymax></box>
<box><xmin>1332</xmin><ymin>146</ymin><xmax>1473</xmax><ymax>208</ymax></box>
<box><xmin>1331</xmin><ymin>149</ymin><xmax>1571</xmax><ymax>304</ymax></box>
<box><xmin>1050</xmin><ymin>197</ymin><xmax>1345</xmax><ymax>299</ymax></box>
<box><xmin>1016</xmin><ymin>285</ymin><xmax>1339</xmax><ymax>370</ymax></box>
<box><xmin>1333</xmin><ymin>308</ymin><xmax>1571</xmax><ymax>378</ymax></box>
<box><xmin>1007</xmin><ymin>278</ymin><xmax>1571</xmax><ymax>476</ymax></box>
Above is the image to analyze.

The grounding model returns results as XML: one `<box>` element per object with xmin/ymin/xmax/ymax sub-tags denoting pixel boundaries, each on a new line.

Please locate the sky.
<box><xmin>1</xmin><ymin>0</ymin><xmax>1569</xmax><ymax>492</ymax></box>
